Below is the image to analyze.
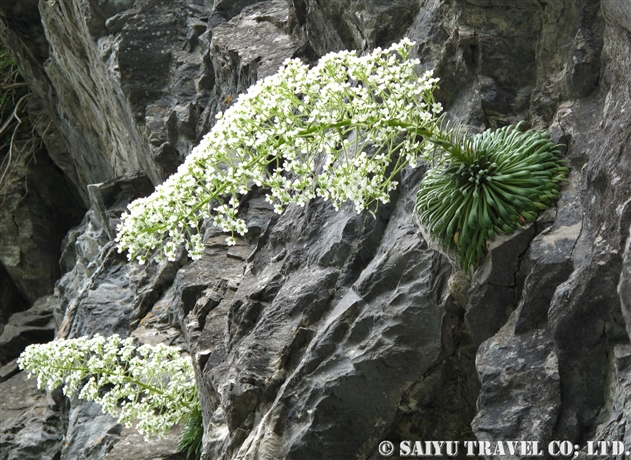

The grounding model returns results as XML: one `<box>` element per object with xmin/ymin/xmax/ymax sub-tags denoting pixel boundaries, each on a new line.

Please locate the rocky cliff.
<box><xmin>1</xmin><ymin>0</ymin><xmax>630</xmax><ymax>459</ymax></box>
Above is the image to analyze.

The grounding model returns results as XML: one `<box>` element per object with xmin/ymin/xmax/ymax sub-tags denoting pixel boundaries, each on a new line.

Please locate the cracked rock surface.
<box><xmin>1</xmin><ymin>0</ymin><xmax>631</xmax><ymax>459</ymax></box>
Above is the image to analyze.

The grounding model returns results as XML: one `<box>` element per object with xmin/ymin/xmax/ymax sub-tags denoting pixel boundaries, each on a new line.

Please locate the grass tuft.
<box><xmin>178</xmin><ymin>404</ymin><xmax>204</xmax><ymax>460</ymax></box>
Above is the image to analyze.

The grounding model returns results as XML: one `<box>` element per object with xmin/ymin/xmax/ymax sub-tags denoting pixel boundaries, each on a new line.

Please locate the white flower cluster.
<box><xmin>18</xmin><ymin>335</ymin><xmax>198</xmax><ymax>439</ymax></box>
<box><xmin>116</xmin><ymin>38</ymin><xmax>441</xmax><ymax>263</ymax></box>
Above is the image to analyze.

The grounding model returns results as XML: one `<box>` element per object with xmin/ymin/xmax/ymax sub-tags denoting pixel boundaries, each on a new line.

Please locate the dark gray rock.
<box><xmin>573</xmin><ymin>344</ymin><xmax>631</xmax><ymax>460</ymax></box>
<box><xmin>0</xmin><ymin>263</ymin><xmax>29</xmax><ymax>337</ymax></box>
<box><xmin>60</xmin><ymin>398</ymin><xmax>121</xmax><ymax>460</ymax></box>
<box><xmin>208</xmin><ymin>0</ymin><xmax>269</xmax><ymax>22</ymax></box>
<box><xmin>528</xmin><ymin>0</ymin><xmax>602</xmax><ymax>125</ymax></box>
<box><xmin>289</xmin><ymin>0</ymin><xmax>421</xmax><ymax>57</ymax></box>
<box><xmin>0</xmin><ymin>142</ymin><xmax>85</xmax><ymax>306</ymax></box>
<box><xmin>603</xmin><ymin>0</ymin><xmax>631</xmax><ymax>33</ymax></box>
<box><xmin>103</xmin><ymin>426</ymin><xmax>187</xmax><ymax>460</ymax></box>
<box><xmin>473</xmin><ymin>318</ymin><xmax>561</xmax><ymax>460</ymax></box>
<box><xmin>178</xmin><ymin>166</ymin><xmax>476</xmax><ymax>460</ymax></box>
<box><xmin>391</xmin><ymin>303</ymin><xmax>480</xmax><ymax>452</ymax></box>
<box><xmin>0</xmin><ymin>0</ymin><xmax>222</xmax><ymax>194</ymax></box>
<box><xmin>470</xmin><ymin>0</ymin><xmax>631</xmax><ymax>450</ymax></box>
<box><xmin>513</xmin><ymin>175</ymin><xmax>581</xmax><ymax>335</ymax></box>
<box><xmin>0</xmin><ymin>0</ymin><xmax>158</xmax><ymax>197</ymax></box>
<box><xmin>0</xmin><ymin>6</ymin><xmax>87</xmax><ymax>316</ymax></box>
<box><xmin>3</xmin><ymin>0</ymin><xmax>631</xmax><ymax>458</ymax></box>
<box><xmin>194</xmin><ymin>0</ymin><xmax>300</xmax><ymax>138</ymax></box>
<box><xmin>86</xmin><ymin>172</ymin><xmax>154</xmax><ymax>239</ymax></box>
<box><xmin>56</xmin><ymin>235</ymin><xmax>182</xmax><ymax>341</ymax></box>
<box><xmin>465</xmin><ymin>225</ymin><xmax>536</xmax><ymax>347</ymax></box>
<box><xmin>621</xmin><ymin>222</ymin><xmax>631</xmax><ymax>341</ymax></box>
<box><xmin>465</xmin><ymin>283</ymin><xmax>516</xmax><ymax>349</ymax></box>
<box><xmin>0</xmin><ymin>296</ymin><xmax>56</xmax><ymax>366</ymax></box>
<box><xmin>0</xmin><ymin>358</ymin><xmax>20</xmax><ymax>383</ymax></box>
<box><xmin>0</xmin><ymin>371</ymin><xmax>64</xmax><ymax>460</ymax></box>
<box><xmin>0</xmin><ymin>173</ymin><xmax>184</xmax><ymax>458</ymax></box>
<box><xmin>58</xmin><ymin>210</ymin><xmax>112</xmax><ymax>280</ymax></box>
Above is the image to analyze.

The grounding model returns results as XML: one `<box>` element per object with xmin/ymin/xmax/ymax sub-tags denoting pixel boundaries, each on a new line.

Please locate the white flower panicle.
<box><xmin>115</xmin><ymin>38</ymin><xmax>441</xmax><ymax>263</ymax></box>
<box><xmin>18</xmin><ymin>335</ymin><xmax>198</xmax><ymax>439</ymax></box>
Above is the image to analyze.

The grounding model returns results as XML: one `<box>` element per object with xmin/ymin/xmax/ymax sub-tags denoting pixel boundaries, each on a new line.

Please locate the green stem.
<box><xmin>45</xmin><ymin>364</ymin><xmax>196</xmax><ymax>411</ymax></box>
<box><xmin>134</xmin><ymin>116</ymin><xmax>459</xmax><ymax>242</ymax></box>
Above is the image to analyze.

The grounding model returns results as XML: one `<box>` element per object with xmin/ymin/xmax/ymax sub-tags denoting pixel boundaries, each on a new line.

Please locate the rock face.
<box><xmin>1</xmin><ymin>0</ymin><xmax>631</xmax><ymax>459</ymax></box>
<box><xmin>0</xmin><ymin>371</ymin><xmax>65</xmax><ymax>460</ymax></box>
<box><xmin>0</xmin><ymin>296</ymin><xmax>55</xmax><ymax>367</ymax></box>
<box><xmin>0</xmin><ymin>132</ymin><xmax>85</xmax><ymax>307</ymax></box>
<box><xmin>0</xmin><ymin>263</ymin><xmax>29</xmax><ymax>337</ymax></box>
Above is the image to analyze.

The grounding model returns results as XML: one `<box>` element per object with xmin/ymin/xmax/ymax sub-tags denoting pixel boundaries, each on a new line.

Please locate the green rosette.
<box><xmin>416</xmin><ymin>123</ymin><xmax>568</xmax><ymax>272</ymax></box>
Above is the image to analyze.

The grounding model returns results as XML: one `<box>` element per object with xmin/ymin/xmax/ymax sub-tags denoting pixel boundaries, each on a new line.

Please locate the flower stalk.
<box><xmin>115</xmin><ymin>39</ymin><xmax>442</xmax><ymax>264</ymax></box>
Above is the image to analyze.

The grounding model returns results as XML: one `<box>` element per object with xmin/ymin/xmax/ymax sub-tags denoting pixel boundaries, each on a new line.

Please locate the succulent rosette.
<box><xmin>415</xmin><ymin>123</ymin><xmax>568</xmax><ymax>271</ymax></box>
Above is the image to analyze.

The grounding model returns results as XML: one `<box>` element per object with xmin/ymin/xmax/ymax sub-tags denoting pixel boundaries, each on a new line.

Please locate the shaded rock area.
<box><xmin>472</xmin><ymin>317</ymin><xmax>561</xmax><ymax>453</ymax></box>
<box><xmin>0</xmin><ymin>296</ymin><xmax>55</xmax><ymax>366</ymax></box>
<box><xmin>0</xmin><ymin>263</ymin><xmax>28</xmax><ymax>338</ymax></box>
<box><xmin>103</xmin><ymin>426</ymin><xmax>188</xmax><ymax>460</ymax></box>
<box><xmin>0</xmin><ymin>138</ymin><xmax>85</xmax><ymax>307</ymax></box>
<box><xmin>0</xmin><ymin>0</ymin><xmax>630</xmax><ymax>459</ymax></box>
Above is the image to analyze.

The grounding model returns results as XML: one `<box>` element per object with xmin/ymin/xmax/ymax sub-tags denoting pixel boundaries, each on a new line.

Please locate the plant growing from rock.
<box><xmin>18</xmin><ymin>38</ymin><xmax>568</xmax><ymax>460</ymax></box>
<box><xmin>115</xmin><ymin>38</ymin><xmax>566</xmax><ymax>271</ymax></box>
<box><xmin>415</xmin><ymin>123</ymin><xmax>567</xmax><ymax>271</ymax></box>
<box><xmin>18</xmin><ymin>335</ymin><xmax>202</xmax><ymax>456</ymax></box>
<box><xmin>178</xmin><ymin>404</ymin><xmax>204</xmax><ymax>459</ymax></box>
